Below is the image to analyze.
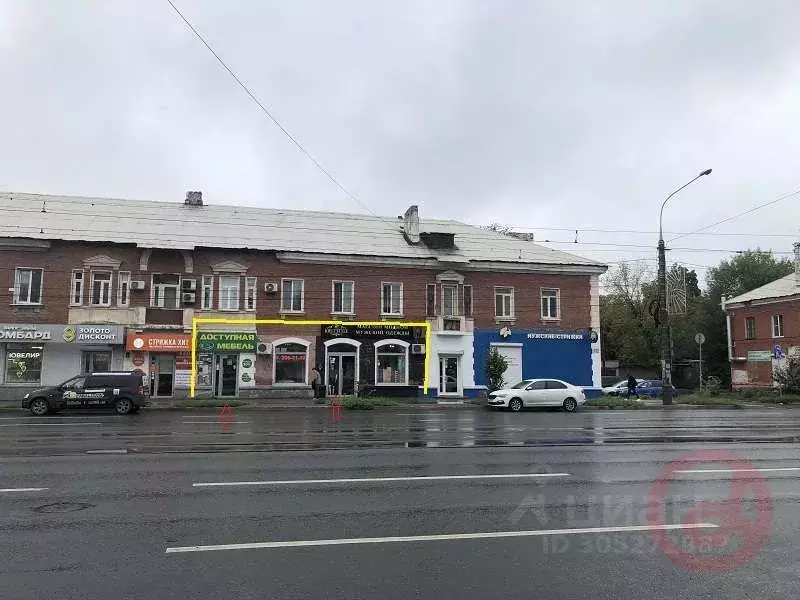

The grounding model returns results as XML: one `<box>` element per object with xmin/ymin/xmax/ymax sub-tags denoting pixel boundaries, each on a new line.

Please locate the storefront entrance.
<box><xmin>214</xmin><ymin>354</ymin><xmax>238</xmax><ymax>396</ymax></box>
<box><xmin>439</xmin><ymin>355</ymin><xmax>460</xmax><ymax>395</ymax></box>
<box><xmin>327</xmin><ymin>353</ymin><xmax>356</xmax><ymax>396</ymax></box>
<box><xmin>150</xmin><ymin>354</ymin><xmax>175</xmax><ymax>397</ymax></box>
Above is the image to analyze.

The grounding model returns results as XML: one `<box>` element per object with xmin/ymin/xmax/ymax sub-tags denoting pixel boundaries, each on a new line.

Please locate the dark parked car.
<box><xmin>635</xmin><ymin>379</ymin><xmax>679</xmax><ymax>398</ymax></box>
<box><xmin>22</xmin><ymin>371</ymin><xmax>149</xmax><ymax>416</ymax></box>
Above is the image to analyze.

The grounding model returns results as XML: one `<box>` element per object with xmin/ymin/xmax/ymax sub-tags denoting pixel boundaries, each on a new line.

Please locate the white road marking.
<box><xmin>0</xmin><ymin>422</ymin><xmax>102</xmax><ymax>427</ymax></box>
<box><xmin>194</xmin><ymin>473</ymin><xmax>571</xmax><ymax>487</ymax></box>
<box><xmin>0</xmin><ymin>487</ymin><xmax>48</xmax><ymax>493</ymax></box>
<box><xmin>86</xmin><ymin>449</ymin><xmax>128</xmax><ymax>454</ymax></box>
<box><xmin>677</xmin><ymin>467</ymin><xmax>800</xmax><ymax>474</ymax></box>
<box><xmin>165</xmin><ymin>523</ymin><xmax>718</xmax><ymax>554</ymax></box>
<box><xmin>182</xmin><ymin>421</ymin><xmax>250</xmax><ymax>424</ymax></box>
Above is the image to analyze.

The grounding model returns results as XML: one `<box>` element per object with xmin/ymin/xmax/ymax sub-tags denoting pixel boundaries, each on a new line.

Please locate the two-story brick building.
<box><xmin>723</xmin><ymin>250</ymin><xmax>800</xmax><ymax>388</ymax></box>
<box><xmin>1</xmin><ymin>191</ymin><xmax>606</xmax><ymax>402</ymax></box>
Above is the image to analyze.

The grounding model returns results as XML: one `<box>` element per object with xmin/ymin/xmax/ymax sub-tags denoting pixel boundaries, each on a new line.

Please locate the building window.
<box><xmin>745</xmin><ymin>317</ymin><xmax>756</xmax><ymax>340</ymax></box>
<box><xmin>495</xmin><ymin>287</ymin><xmax>514</xmax><ymax>318</ymax></box>
<box><xmin>772</xmin><ymin>314</ymin><xmax>784</xmax><ymax>338</ymax></box>
<box><xmin>464</xmin><ymin>285</ymin><xmax>473</xmax><ymax>318</ymax></box>
<box><xmin>219</xmin><ymin>276</ymin><xmax>240</xmax><ymax>311</ymax></box>
<box><xmin>201</xmin><ymin>276</ymin><xmax>213</xmax><ymax>310</ymax></box>
<box><xmin>332</xmin><ymin>281</ymin><xmax>354</xmax><ymax>314</ymax></box>
<box><xmin>375</xmin><ymin>340</ymin><xmax>409</xmax><ymax>385</ymax></box>
<box><xmin>381</xmin><ymin>283</ymin><xmax>402</xmax><ymax>315</ymax></box>
<box><xmin>274</xmin><ymin>342</ymin><xmax>308</xmax><ymax>384</ymax></box>
<box><xmin>13</xmin><ymin>267</ymin><xmax>43</xmax><ymax>305</ymax></box>
<box><xmin>152</xmin><ymin>274</ymin><xmax>180</xmax><ymax>308</ymax></box>
<box><xmin>91</xmin><ymin>271</ymin><xmax>113</xmax><ymax>306</ymax></box>
<box><xmin>118</xmin><ymin>272</ymin><xmax>131</xmax><ymax>307</ymax></box>
<box><xmin>426</xmin><ymin>284</ymin><xmax>437</xmax><ymax>316</ymax></box>
<box><xmin>541</xmin><ymin>288</ymin><xmax>560</xmax><ymax>319</ymax></box>
<box><xmin>81</xmin><ymin>351</ymin><xmax>112</xmax><ymax>373</ymax></box>
<box><xmin>244</xmin><ymin>277</ymin><xmax>257</xmax><ymax>311</ymax></box>
<box><xmin>70</xmin><ymin>270</ymin><xmax>84</xmax><ymax>306</ymax></box>
<box><xmin>442</xmin><ymin>283</ymin><xmax>459</xmax><ymax>316</ymax></box>
<box><xmin>4</xmin><ymin>344</ymin><xmax>43</xmax><ymax>384</ymax></box>
<box><xmin>281</xmin><ymin>278</ymin><xmax>304</xmax><ymax>312</ymax></box>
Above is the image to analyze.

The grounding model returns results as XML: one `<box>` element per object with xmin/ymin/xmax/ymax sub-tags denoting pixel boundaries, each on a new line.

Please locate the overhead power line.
<box><xmin>164</xmin><ymin>0</ymin><xmax>388</xmax><ymax>228</ymax></box>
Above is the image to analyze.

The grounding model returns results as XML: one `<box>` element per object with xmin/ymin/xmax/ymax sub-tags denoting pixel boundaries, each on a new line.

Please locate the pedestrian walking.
<box><xmin>311</xmin><ymin>366</ymin><xmax>322</xmax><ymax>399</ymax></box>
<box><xmin>626</xmin><ymin>374</ymin><xmax>638</xmax><ymax>399</ymax></box>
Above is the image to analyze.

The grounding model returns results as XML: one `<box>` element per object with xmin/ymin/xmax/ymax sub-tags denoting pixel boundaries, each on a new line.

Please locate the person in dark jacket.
<box><xmin>626</xmin><ymin>375</ymin><xmax>638</xmax><ymax>399</ymax></box>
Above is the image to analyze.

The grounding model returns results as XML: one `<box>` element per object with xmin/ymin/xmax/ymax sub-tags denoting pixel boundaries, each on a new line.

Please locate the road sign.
<box><xmin>774</xmin><ymin>345</ymin><xmax>783</xmax><ymax>359</ymax></box>
<box><xmin>695</xmin><ymin>333</ymin><xmax>706</xmax><ymax>345</ymax></box>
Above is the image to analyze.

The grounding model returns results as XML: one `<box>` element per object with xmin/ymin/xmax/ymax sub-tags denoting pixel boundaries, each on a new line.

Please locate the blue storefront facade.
<box><xmin>473</xmin><ymin>328</ymin><xmax>602</xmax><ymax>396</ymax></box>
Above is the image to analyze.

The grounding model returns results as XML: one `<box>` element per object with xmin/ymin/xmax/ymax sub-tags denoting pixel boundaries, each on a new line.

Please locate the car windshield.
<box><xmin>60</xmin><ymin>376</ymin><xmax>84</xmax><ymax>388</ymax></box>
<box><xmin>510</xmin><ymin>381</ymin><xmax>532</xmax><ymax>389</ymax></box>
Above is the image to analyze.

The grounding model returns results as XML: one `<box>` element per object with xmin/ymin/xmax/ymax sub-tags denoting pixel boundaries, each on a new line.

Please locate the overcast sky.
<box><xmin>2</xmin><ymin>0</ymin><xmax>800</xmax><ymax>280</ymax></box>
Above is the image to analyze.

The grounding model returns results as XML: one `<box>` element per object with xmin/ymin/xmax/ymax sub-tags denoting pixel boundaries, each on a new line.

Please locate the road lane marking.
<box><xmin>193</xmin><ymin>473</ymin><xmax>571</xmax><ymax>487</ymax></box>
<box><xmin>0</xmin><ymin>488</ymin><xmax>48</xmax><ymax>493</ymax></box>
<box><xmin>165</xmin><ymin>523</ymin><xmax>718</xmax><ymax>554</ymax></box>
<box><xmin>0</xmin><ymin>422</ymin><xmax>102</xmax><ymax>427</ymax></box>
<box><xmin>86</xmin><ymin>449</ymin><xmax>128</xmax><ymax>454</ymax></box>
<box><xmin>677</xmin><ymin>467</ymin><xmax>800</xmax><ymax>474</ymax></box>
<box><xmin>182</xmin><ymin>421</ymin><xmax>250</xmax><ymax>424</ymax></box>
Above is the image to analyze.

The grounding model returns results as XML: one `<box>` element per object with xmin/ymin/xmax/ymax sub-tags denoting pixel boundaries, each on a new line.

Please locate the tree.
<box><xmin>773</xmin><ymin>358</ymin><xmax>800</xmax><ymax>393</ymax></box>
<box><xmin>485</xmin><ymin>347</ymin><xmax>509</xmax><ymax>392</ymax></box>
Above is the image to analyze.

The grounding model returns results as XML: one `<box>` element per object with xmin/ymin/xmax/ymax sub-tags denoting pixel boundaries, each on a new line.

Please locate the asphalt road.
<box><xmin>1</xmin><ymin>409</ymin><xmax>799</xmax><ymax>598</ymax></box>
<box><xmin>1</xmin><ymin>406</ymin><xmax>800</xmax><ymax>456</ymax></box>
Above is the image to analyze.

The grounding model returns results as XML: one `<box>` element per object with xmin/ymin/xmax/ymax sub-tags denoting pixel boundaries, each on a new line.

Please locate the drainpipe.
<box><xmin>721</xmin><ymin>295</ymin><xmax>733</xmax><ymax>361</ymax></box>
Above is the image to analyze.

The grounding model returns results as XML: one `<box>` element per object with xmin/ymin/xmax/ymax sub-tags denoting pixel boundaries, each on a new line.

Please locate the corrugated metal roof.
<box><xmin>725</xmin><ymin>273</ymin><xmax>800</xmax><ymax>305</ymax></box>
<box><xmin>1</xmin><ymin>192</ymin><xmax>605</xmax><ymax>270</ymax></box>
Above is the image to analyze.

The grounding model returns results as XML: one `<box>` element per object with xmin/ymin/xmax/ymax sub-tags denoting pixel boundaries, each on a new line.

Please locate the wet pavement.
<box><xmin>1</xmin><ymin>406</ymin><xmax>800</xmax><ymax>456</ymax></box>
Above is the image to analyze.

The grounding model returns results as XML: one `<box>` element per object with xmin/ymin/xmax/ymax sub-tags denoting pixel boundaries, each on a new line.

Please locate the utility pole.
<box><xmin>658</xmin><ymin>169</ymin><xmax>712</xmax><ymax>405</ymax></box>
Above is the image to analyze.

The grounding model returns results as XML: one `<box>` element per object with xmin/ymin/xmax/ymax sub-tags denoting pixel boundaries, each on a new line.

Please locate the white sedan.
<box><xmin>487</xmin><ymin>379</ymin><xmax>586</xmax><ymax>412</ymax></box>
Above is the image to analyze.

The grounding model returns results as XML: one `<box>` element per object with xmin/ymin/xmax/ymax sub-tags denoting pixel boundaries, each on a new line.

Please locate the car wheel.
<box><xmin>509</xmin><ymin>398</ymin><xmax>523</xmax><ymax>412</ymax></box>
<box><xmin>29</xmin><ymin>398</ymin><xmax>49</xmax><ymax>416</ymax></box>
<box><xmin>114</xmin><ymin>398</ymin><xmax>133</xmax><ymax>415</ymax></box>
<box><xmin>563</xmin><ymin>397</ymin><xmax>578</xmax><ymax>412</ymax></box>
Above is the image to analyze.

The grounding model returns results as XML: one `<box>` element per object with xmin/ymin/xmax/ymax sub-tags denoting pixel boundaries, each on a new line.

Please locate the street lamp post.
<box><xmin>658</xmin><ymin>169</ymin><xmax>712</xmax><ymax>405</ymax></box>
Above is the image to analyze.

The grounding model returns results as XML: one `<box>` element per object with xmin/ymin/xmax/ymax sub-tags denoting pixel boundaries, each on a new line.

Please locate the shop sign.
<box><xmin>526</xmin><ymin>331</ymin><xmax>585</xmax><ymax>340</ymax></box>
<box><xmin>321</xmin><ymin>323</ymin><xmax>422</xmax><ymax>340</ymax></box>
<box><xmin>0</xmin><ymin>323</ymin><xmax>122</xmax><ymax>344</ymax></box>
<box><xmin>131</xmin><ymin>352</ymin><xmax>145</xmax><ymax>367</ymax></box>
<box><xmin>197</xmin><ymin>332</ymin><xmax>257</xmax><ymax>353</ymax></box>
<box><xmin>747</xmin><ymin>350</ymin><xmax>772</xmax><ymax>362</ymax></box>
<box><xmin>126</xmin><ymin>333</ymin><xmax>191</xmax><ymax>352</ymax></box>
<box><xmin>277</xmin><ymin>353</ymin><xmax>305</xmax><ymax>361</ymax></box>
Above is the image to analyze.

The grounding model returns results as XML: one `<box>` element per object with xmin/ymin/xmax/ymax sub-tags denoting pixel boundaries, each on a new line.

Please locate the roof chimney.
<box><xmin>794</xmin><ymin>242</ymin><xmax>800</xmax><ymax>287</ymax></box>
<box><xmin>185</xmin><ymin>191</ymin><xmax>203</xmax><ymax>207</ymax></box>
<box><xmin>402</xmin><ymin>205</ymin><xmax>420</xmax><ymax>244</ymax></box>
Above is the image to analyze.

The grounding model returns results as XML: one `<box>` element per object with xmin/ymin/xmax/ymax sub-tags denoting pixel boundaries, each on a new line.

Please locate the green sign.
<box><xmin>197</xmin><ymin>332</ymin><xmax>257</xmax><ymax>353</ymax></box>
<box><xmin>747</xmin><ymin>350</ymin><xmax>772</xmax><ymax>362</ymax></box>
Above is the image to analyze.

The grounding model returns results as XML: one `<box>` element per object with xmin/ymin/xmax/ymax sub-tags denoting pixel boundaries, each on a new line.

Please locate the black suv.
<box><xmin>22</xmin><ymin>371</ymin><xmax>149</xmax><ymax>416</ymax></box>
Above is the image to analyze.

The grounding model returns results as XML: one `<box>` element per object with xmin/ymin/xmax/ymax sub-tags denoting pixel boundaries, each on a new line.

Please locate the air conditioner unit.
<box><xmin>182</xmin><ymin>278</ymin><xmax>197</xmax><ymax>291</ymax></box>
<box><xmin>182</xmin><ymin>292</ymin><xmax>196</xmax><ymax>304</ymax></box>
<box><xmin>412</xmin><ymin>343</ymin><xmax>426</xmax><ymax>355</ymax></box>
<box><xmin>264</xmin><ymin>282</ymin><xmax>278</xmax><ymax>294</ymax></box>
<box><xmin>130</xmin><ymin>280</ymin><xmax>146</xmax><ymax>291</ymax></box>
<box><xmin>256</xmin><ymin>342</ymin><xmax>273</xmax><ymax>355</ymax></box>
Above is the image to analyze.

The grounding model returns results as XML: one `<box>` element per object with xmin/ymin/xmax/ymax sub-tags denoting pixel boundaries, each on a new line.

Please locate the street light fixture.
<box><xmin>658</xmin><ymin>169</ymin><xmax>712</xmax><ymax>405</ymax></box>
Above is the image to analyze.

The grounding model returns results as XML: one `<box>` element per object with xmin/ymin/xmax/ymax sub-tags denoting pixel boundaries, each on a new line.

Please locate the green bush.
<box><xmin>681</xmin><ymin>395</ymin><xmax>744</xmax><ymax>408</ymax></box>
<box><xmin>177</xmin><ymin>399</ymin><xmax>247</xmax><ymax>408</ymax></box>
<box><xmin>485</xmin><ymin>347</ymin><xmax>509</xmax><ymax>392</ymax></box>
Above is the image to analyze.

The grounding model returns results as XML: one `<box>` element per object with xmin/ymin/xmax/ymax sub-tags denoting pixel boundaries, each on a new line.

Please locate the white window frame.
<box><xmin>441</xmin><ymin>283</ymin><xmax>459</xmax><ymax>317</ymax></box>
<box><xmin>245</xmin><ymin>277</ymin><xmax>257</xmax><ymax>311</ymax></box>
<box><xmin>331</xmin><ymin>280</ymin><xmax>355</xmax><ymax>314</ymax></box>
<box><xmin>272</xmin><ymin>337</ymin><xmax>310</xmax><ymax>385</ymax></box>
<box><xmin>281</xmin><ymin>278</ymin><xmax>305</xmax><ymax>313</ymax></box>
<box><xmin>381</xmin><ymin>282</ymin><xmax>403</xmax><ymax>316</ymax></box>
<box><xmin>70</xmin><ymin>269</ymin><xmax>84</xmax><ymax>306</ymax></box>
<box><xmin>90</xmin><ymin>271</ymin><xmax>113</xmax><ymax>307</ymax></box>
<box><xmin>13</xmin><ymin>267</ymin><xmax>43</xmax><ymax>305</ymax></box>
<box><xmin>117</xmin><ymin>271</ymin><xmax>131</xmax><ymax>307</ymax></box>
<box><xmin>201</xmin><ymin>275</ymin><xmax>214</xmax><ymax>310</ymax></box>
<box><xmin>150</xmin><ymin>273</ymin><xmax>181</xmax><ymax>309</ymax></box>
<box><xmin>541</xmin><ymin>287</ymin><xmax>560</xmax><ymax>320</ymax></box>
<box><xmin>772</xmin><ymin>314</ymin><xmax>784</xmax><ymax>338</ymax></box>
<box><xmin>218</xmin><ymin>275</ymin><xmax>240</xmax><ymax>312</ymax></box>
<box><xmin>374</xmin><ymin>339</ymin><xmax>410</xmax><ymax>386</ymax></box>
<box><xmin>745</xmin><ymin>317</ymin><xmax>756</xmax><ymax>340</ymax></box>
<box><xmin>495</xmin><ymin>286</ymin><xmax>514</xmax><ymax>319</ymax></box>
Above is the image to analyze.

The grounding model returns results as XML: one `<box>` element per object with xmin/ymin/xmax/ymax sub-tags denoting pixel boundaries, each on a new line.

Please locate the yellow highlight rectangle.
<box><xmin>190</xmin><ymin>318</ymin><xmax>430</xmax><ymax>398</ymax></box>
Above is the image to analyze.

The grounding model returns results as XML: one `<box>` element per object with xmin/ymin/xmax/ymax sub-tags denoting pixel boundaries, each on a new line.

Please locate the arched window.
<box><xmin>273</xmin><ymin>338</ymin><xmax>309</xmax><ymax>384</ymax></box>
<box><xmin>374</xmin><ymin>339</ymin><xmax>409</xmax><ymax>385</ymax></box>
